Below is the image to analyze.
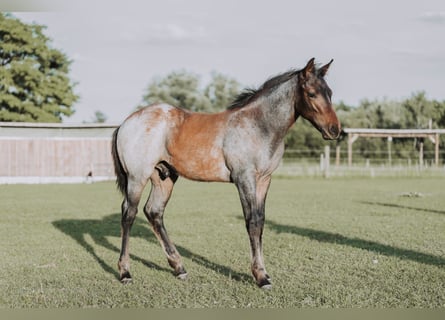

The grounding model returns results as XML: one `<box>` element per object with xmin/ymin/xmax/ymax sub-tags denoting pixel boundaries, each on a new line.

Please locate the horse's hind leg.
<box><xmin>144</xmin><ymin>169</ymin><xmax>187</xmax><ymax>279</ymax></box>
<box><xmin>118</xmin><ymin>178</ymin><xmax>147</xmax><ymax>283</ymax></box>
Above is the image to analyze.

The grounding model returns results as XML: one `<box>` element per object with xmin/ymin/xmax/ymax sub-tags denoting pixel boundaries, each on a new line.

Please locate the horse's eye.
<box><xmin>308</xmin><ymin>92</ymin><xmax>316</xmax><ymax>99</ymax></box>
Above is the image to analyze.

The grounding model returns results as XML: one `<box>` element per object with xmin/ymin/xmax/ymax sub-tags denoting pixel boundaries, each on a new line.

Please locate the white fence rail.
<box><xmin>277</xmin><ymin>146</ymin><xmax>445</xmax><ymax>178</ymax></box>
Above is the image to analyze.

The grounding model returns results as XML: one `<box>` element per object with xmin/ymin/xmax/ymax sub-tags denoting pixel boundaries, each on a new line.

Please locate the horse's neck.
<box><xmin>255</xmin><ymin>82</ymin><xmax>297</xmax><ymax>139</ymax></box>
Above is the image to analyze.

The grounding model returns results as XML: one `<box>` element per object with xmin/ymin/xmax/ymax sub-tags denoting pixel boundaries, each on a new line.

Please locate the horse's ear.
<box><xmin>318</xmin><ymin>59</ymin><xmax>334</xmax><ymax>77</ymax></box>
<box><xmin>300</xmin><ymin>57</ymin><xmax>316</xmax><ymax>81</ymax></box>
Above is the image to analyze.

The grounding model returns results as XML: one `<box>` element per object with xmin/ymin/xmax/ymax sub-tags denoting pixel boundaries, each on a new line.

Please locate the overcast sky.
<box><xmin>6</xmin><ymin>0</ymin><xmax>445</xmax><ymax>123</ymax></box>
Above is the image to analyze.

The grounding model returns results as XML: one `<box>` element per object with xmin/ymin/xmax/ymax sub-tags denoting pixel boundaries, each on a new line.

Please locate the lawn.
<box><xmin>0</xmin><ymin>177</ymin><xmax>444</xmax><ymax>307</ymax></box>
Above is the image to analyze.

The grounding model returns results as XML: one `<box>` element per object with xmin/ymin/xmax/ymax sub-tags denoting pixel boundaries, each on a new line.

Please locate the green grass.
<box><xmin>0</xmin><ymin>177</ymin><xmax>444</xmax><ymax>308</ymax></box>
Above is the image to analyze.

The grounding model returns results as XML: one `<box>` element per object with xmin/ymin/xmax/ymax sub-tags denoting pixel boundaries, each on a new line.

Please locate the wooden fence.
<box><xmin>0</xmin><ymin>122</ymin><xmax>118</xmax><ymax>183</ymax></box>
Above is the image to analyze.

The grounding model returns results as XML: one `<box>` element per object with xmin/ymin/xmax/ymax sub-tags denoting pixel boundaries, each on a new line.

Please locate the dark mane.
<box><xmin>228</xmin><ymin>69</ymin><xmax>300</xmax><ymax>109</ymax></box>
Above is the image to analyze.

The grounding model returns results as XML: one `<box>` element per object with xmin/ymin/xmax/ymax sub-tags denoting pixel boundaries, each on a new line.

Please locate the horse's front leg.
<box><xmin>235</xmin><ymin>174</ymin><xmax>272</xmax><ymax>289</ymax></box>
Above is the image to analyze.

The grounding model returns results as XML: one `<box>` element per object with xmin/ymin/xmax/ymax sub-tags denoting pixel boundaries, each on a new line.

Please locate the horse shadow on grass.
<box><xmin>52</xmin><ymin>213</ymin><xmax>251</xmax><ymax>282</ymax></box>
<box><xmin>265</xmin><ymin>220</ymin><xmax>445</xmax><ymax>267</ymax></box>
<box><xmin>359</xmin><ymin>201</ymin><xmax>445</xmax><ymax>216</ymax></box>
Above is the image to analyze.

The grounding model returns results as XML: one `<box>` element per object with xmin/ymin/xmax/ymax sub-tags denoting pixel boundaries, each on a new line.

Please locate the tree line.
<box><xmin>2</xmin><ymin>13</ymin><xmax>445</xmax><ymax>163</ymax></box>
<box><xmin>331</xmin><ymin>93</ymin><xmax>445</xmax><ymax>164</ymax></box>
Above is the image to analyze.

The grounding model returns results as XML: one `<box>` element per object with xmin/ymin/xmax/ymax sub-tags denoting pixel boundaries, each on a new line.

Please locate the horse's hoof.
<box><xmin>260</xmin><ymin>283</ymin><xmax>273</xmax><ymax>290</ymax></box>
<box><xmin>258</xmin><ymin>277</ymin><xmax>272</xmax><ymax>289</ymax></box>
<box><xmin>120</xmin><ymin>271</ymin><xmax>132</xmax><ymax>284</ymax></box>
<box><xmin>176</xmin><ymin>272</ymin><xmax>188</xmax><ymax>280</ymax></box>
<box><xmin>121</xmin><ymin>277</ymin><xmax>133</xmax><ymax>285</ymax></box>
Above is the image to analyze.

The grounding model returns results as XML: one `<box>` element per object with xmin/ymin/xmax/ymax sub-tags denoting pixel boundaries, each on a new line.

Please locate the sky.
<box><xmin>4</xmin><ymin>0</ymin><xmax>445</xmax><ymax>123</ymax></box>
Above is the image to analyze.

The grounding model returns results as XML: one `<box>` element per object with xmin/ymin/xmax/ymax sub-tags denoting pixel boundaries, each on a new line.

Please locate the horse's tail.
<box><xmin>111</xmin><ymin>127</ymin><xmax>127</xmax><ymax>195</ymax></box>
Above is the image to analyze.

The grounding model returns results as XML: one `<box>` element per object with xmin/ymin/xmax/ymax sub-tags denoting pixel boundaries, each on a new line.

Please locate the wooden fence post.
<box><xmin>324</xmin><ymin>145</ymin><xmax>330</xmax><ymax>178</ymax></box>
<box><xmin>335</xmin><ymin>145</ymin><xmax>340</xmax><ymax>166</ymax></box>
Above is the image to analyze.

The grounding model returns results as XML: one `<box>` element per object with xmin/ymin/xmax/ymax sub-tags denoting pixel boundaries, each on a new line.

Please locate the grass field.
<box><xmin>0</xmin><ymin>177</ymin><xmax>444</xmax><ymax>308</ymax></box>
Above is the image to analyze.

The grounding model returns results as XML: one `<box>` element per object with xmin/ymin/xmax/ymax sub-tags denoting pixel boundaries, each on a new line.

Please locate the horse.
<box><xmin>111</xmin><ymin>58</ymin><xmax>341</xmax><ymax>289</ymax></box>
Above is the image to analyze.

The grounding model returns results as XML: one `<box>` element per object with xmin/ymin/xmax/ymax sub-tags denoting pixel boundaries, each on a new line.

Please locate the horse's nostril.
<box><xmin>329</xmin><ymin>124</ymin><xmax>339</xmax><ymax>137</ymax></box>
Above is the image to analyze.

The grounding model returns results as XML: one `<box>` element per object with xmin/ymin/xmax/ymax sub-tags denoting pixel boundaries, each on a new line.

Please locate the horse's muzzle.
<box><xmin>322</xmin><ymin>124</ymin><xmax>341</xmax><ymax>140</ymax></box>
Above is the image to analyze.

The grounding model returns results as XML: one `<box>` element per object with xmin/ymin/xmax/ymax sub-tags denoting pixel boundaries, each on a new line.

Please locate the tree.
<box><xmin>0</xmin><ymin>13</ymin><xmax>78</xmax><ymax>122</ymax></box>
<box><xmin>91</xmin><ymin>110</ymin><xmax>107</xmax><ymax>123</ymax></box>
<box><xmin>203</xmin><ymin>72</ymin><xmax>240</xmax><ymax>111</ymax></box>
<box><xmin>141</xmin><ymin>70</ymin><xmax>242</xmax><ymax>112</ymax></box>
<box><xmin>401</xmin><ymin>91</ymin><xmax>443</xmax><ymax>129</ymax></box>
<box><xmin>141</xmin><ymin>70</ymin><xmax>212</xmax><ymax>112</ymax></box>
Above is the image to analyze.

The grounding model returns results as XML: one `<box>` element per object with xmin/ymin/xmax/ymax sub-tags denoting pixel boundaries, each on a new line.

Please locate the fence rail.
<box><xmin>278</xmin><ymin>146</ymin><xmax>445</xmax><ymax>178</ymax></box>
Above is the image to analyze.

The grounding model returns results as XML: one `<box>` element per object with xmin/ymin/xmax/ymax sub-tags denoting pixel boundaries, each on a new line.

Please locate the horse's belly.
<box><xmin>166</xmin><ymin>111</ymin><xmax>232</xmax><ymax>182</ymax></box>
<box><xmin>169</xmin><ymin>148</ymin><xmax>231</xmax><ymax>182</ymax></box>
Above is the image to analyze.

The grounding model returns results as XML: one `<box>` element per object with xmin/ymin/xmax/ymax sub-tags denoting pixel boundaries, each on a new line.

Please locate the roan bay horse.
<box><xmin>111</xmin><ymin>58</ymin><xmax>341</xmax><ymax>288</ymax></box>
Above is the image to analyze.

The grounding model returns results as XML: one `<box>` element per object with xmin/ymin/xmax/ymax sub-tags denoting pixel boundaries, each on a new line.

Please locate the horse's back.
<box><xmin>116</xmin><ymin>103</ymin><xmax>231</xmax><ymax>182</ymax></box>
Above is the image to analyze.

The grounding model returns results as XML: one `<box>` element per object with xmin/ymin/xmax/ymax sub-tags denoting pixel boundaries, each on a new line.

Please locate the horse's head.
<box><xmin>296</xmin><ymin>58</ymin><xmax>341</xmax><ymax>140</ymax></box>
